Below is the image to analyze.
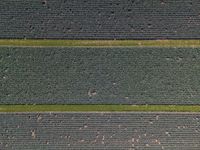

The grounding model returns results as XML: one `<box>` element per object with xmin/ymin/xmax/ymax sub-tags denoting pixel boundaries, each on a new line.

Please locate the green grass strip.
<box><xmin>1</xmin><ymin>39</ymin><xmax>200</xmax><ymax>47</ymax></box>
<box><xmin>0</xmin><ymin>105</ymin><xmax>200</xmax><ymax>112</ymax></box>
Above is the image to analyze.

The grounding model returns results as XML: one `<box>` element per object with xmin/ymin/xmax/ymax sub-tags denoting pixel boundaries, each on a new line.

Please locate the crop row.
<box><xmin>1</xmin><ymin>47</ymin><xmax>200</xmax><ymax>104</ymax></box>
<box><xmin>1</xmin><ymin>0</ymin><xmax>200</xmax><ymax>39</ymax></box>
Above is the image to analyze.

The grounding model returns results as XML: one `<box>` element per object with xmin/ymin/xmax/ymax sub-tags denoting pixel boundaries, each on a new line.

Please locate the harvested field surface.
<box><xmin>0</xmin><ymin>112</ymin><xmax>200</xmax><ymax>150</ymax></box>
<box><xmin>1</xmin><ymin>47</ymin><xmax>200</xmax><ymax>104</ymax></box>
<box><xmin>1</xmin><ymin>0</ymin><xmax>200</xmax><ymax>39</ymax></box>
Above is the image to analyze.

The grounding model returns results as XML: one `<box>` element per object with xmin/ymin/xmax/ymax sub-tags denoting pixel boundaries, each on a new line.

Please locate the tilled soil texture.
<box><xmin>1</xmin><ymin>112</ymin><xmax>200</xmax><ymax>150</ymax></box>
<box><xmin>1</xmin><ymin>0</ymin><xmax>200</xmax><ymax>39</ymax></box>
<box><xmin>1</xmin><ymin>47</ymin><xmax>200</xmax><ymax>104</ymax></box>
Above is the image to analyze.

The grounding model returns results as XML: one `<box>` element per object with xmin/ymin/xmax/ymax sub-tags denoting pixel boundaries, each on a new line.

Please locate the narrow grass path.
<box><xmin>1</xmin><ymin>105</ymin><xmax>200</xmax><ymax>112</ymax></box>
<box><xmin>1</xmin><ymin>39</ymin><xmax>200</xmax><ymax>47</ymax></box>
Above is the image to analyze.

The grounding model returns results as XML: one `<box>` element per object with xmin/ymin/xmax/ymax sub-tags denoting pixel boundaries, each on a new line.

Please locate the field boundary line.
<box><xmin>1</xmin><ymin>39</ymin><xmax>200</xmax><ymax>47</ymax></box>
<box><xmin>1</xmin><ymin>105</ymin><xmax>200</xmax><ymax>112</ymax></box>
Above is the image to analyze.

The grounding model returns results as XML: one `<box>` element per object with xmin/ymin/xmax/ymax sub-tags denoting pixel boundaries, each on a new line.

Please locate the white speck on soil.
<box><xmin>165</xmin><ymin>57</ymin><xmax>171</xmax><ymax>61</ymax></box>
<box><xmin>149</xmin><ymin>121</ymin><xmax>153</xmax><ymax>124</ymax></box>
<box><xmin>88</xmin><ymin>89</ymin><xmax>97</xmax><ymax>97</ymax></box>
<box><xmin>165</xmin><ymin>132</ymin><xmax>170</xmax><ymax>137</ymax></box>
<box><xmin>102</xmin><ymin>135</ymin><xmax>105</xmax><ymax>141</ymax></box>
<box><xmin>156</xmin><ymin>115</ymin><xmax>159</xmax><ymax>120</ymax></box>
<box><xmin>79</xmin><ymin>139</ymin><xmax>85</xmax><ymax>143</ymax></box>
<box><xmin>146</xmin><ymin>144</ymin><xmax>150</xmax><ymax>147</ymax></box>
<box><xmin>176</xmin><ymin>57</ymin><xmax>183</xmax><ymax>62</ymax></box>
<box><xmin>37</xmin><ymin>116</ymin><xmax>42</xmax><ymax>122</ymax></box>
<box><xmin>31</xmin><ymin>130</ymin><xmax>36</xmax><ymax>139</ymax></box>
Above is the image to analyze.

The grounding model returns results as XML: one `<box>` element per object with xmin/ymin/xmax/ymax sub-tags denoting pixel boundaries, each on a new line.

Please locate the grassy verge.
<box><xmin>0</xmin><ymin>105</ymin><xmax>200</xmax><ymax>112</ymax></box>
<box><xmin>1</xmin><ymin>39</ymin><xmax>200</xmax><ymax>47</ymax></box>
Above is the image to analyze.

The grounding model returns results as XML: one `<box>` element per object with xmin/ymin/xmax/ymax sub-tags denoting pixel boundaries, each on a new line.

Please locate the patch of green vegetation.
<box><xmin>0</xmin><ymin>39</ymin><xmax>200</xmax><ymax>47</ymax></box>
<box><xmin>0</xmin><ymin>105</ymin><xmax>200</xmax><ymax>112</ymax></box>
